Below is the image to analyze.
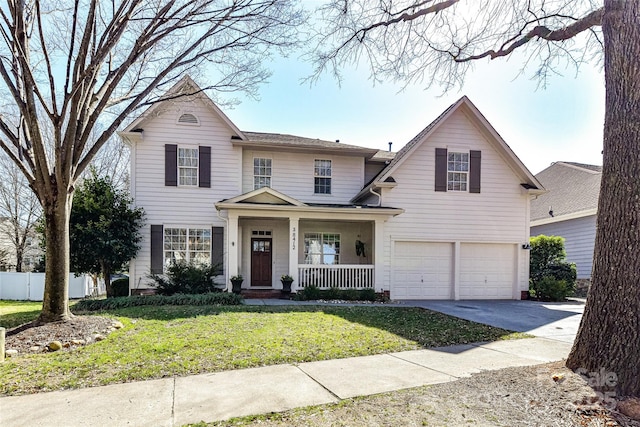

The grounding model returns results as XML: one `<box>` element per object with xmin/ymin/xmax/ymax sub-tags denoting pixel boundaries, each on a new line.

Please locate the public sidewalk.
<box><xmin>0</xmin><ymin>337</ymin><xmax>572</xmax><ymax>427</ymax></box>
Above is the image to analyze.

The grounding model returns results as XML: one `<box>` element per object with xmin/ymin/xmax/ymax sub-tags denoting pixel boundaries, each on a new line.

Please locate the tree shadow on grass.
<box><xmin>1</xmin><ymin>309</ymin><xmax>41</xmax><ymax>330</ymax></box>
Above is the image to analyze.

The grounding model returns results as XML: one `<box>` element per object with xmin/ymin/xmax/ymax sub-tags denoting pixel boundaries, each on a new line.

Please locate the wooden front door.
<box><xmin>251</xmin><ymin>238</ymin><xmax>272</xmax><ymax>287</ymax></box>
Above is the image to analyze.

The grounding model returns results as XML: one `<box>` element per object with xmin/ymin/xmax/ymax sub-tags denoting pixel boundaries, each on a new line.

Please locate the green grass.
<box><xmin>0</xmin><ymin>301</ymin><xmax>43</xmax><ymax>329</ymax></box>
<box><xmin>0</xmin><ymin>302</ymin><xmax>525</xmax><ymax>396</ymax></box>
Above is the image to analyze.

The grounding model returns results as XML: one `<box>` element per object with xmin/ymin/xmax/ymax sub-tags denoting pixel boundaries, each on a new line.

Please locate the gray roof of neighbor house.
<box><xmin>238</xmin><ymin>131</ymin><xmax>378</xmax><ymax>156</ymax></box>
<box><xmin>531</xmin><ymin>162</ymin><xmax>602</xmax><ymax>221</ymax></box>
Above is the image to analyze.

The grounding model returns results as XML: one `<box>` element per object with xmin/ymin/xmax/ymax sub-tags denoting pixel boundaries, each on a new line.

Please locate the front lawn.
<box><xmin>0</xmin><ymin>300</ymin><xmax>44</xmax><ymax>329</ymax></box>
<box><xmin>0</xmin><ymin>303</ymin><xmax>525</xmax><ymax>396</ymax></box>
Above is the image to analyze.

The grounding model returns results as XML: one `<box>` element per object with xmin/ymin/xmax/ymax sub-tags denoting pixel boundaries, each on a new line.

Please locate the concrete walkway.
<box><xmin>0</xmin><ymin>299</ymin><xmax>582</xmax><ymax>427</ymax></box>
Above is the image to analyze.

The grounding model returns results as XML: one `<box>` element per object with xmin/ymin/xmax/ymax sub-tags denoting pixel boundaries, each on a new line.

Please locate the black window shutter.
<box><xmin>469</xmin><ymin>150</ymin><xmax>481</xmax><ymax>193</ymax></box>
<box><xmin>199</xmin><ymin>146</ymin><xmax>211</xmax><ymax>188</ymax></box>
<box><xmin>211</xmin><ymin>226</ymin><xmax>224</xmax><ymax>267</ymax></box>
<box><xmin>435</xmin><ymin>148</ymin><xmax>448</xmax><ymax>192</ymax></box>
<box><xmin>150</xmin><ymin>225</ymin><xmax>164</xmax><ymax>274</ymax></box>
<box><xmin>165</xmin><ymin>144</ymin><xmax>177</xmax><ymax>186</ymax></box>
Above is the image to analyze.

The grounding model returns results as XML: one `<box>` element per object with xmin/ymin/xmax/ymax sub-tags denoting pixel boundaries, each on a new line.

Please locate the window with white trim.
<box><xmin>314</xmin><ymin>159</ymin><xmax>332</xmax><ymax>194</ymax></box>
<box><xmin>304</xmin><ymin>233</ymin><xmax>340</xmax><ymax>265</ymax></box>
<box><xmin>253</xmin><ymin>158</ymin><xmax>272</xmax><ymax>189</ymax></box>
<box><xmin>164</xmin><ymin>227</ymin><xmax>211</xmax><ymax>267</ymax></box>
<box><xmin>178</xmin><ymin>147</ymin><xmax>198</xmax><ymax>186</ymax></box>
<box><xmin>447</xmin><ymin>152</ymin><xmax>469</xmax><ymax>191</ymax></box>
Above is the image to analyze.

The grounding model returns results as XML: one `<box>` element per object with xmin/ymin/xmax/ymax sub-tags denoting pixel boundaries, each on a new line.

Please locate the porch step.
<box><xmin>241</xmin><ymin>289</ymin><xmax>291</xmax><ymax>299</ymax></box>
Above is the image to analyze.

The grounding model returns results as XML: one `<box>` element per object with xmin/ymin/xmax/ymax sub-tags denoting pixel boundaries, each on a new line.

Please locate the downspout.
<box><xmin>369</xmin><ymin>186</ymin><xmax>382</xmax><ymax>207</ymax></box>
<box><xmin>216</xmin><ymin>207</ymin><xmax>230</xmax><ymax>292</ymax></box>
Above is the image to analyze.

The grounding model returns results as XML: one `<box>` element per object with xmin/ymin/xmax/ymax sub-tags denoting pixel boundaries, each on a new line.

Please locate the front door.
<box><xmin>251</xmin><ymin>238</ymin><xmax>272</xmax><ymax>287</ymax></box>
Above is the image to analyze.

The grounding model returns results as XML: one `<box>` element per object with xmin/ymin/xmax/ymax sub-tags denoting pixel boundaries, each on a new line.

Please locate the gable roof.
<box><xmin>233</xmin><ymin>132</ymin><xmax>378</xmax><ymax>157</ymax></box>
<box><xmin>218</xmin><ymin>187</ymin><xmax>307</xmax><ymax>206</ymax></box>
<box><xmin>120</xmin><ymin>75</ymin><xmax>245</xmax><ymax>140</ymax></box>
<box><xmin>531</xmin><ymin>161</ymin><xmax>601</xmax><ymax>224</ymax></box>
<box><xmin>352</xmin><ymin>96</ymin><xmax>543</xmax><ymax>202</ymax></box>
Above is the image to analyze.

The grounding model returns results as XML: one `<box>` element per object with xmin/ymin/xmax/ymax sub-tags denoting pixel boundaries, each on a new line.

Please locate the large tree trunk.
<box><xmin>566</xmin><ymin>0</ymin><xmax>640</xmax><ymax>397</ymax></box>
<box><xmin>37</xmin><ymin>194</ymin><xmax>74</xmax><ymax>323</ymax></box>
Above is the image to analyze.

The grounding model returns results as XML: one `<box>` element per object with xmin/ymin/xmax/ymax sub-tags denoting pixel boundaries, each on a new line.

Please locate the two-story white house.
<box><xmin>119</xmin><ymin>76</ymin><xmax>544</xmax><ymax>300</ymax></box>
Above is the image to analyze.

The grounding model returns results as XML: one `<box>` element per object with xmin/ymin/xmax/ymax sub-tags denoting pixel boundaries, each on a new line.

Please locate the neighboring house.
<box><xmin>119</xmin><ymin>76</ymin><xmax>544</xmax><ymax>300</ymax></box>
<box><xmin>530</xmin><ymin>161</ymin><xmax>601</xmax><ymax>282</ymax></box>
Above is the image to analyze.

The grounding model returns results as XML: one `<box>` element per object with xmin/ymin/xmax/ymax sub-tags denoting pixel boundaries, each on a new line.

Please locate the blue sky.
<box><xmin>224</xmin><ymin>48</ymin><xmax>604</xmax><ymax>175</ymax></box>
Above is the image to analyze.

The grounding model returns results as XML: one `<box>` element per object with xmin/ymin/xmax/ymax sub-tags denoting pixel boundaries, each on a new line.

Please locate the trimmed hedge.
<box><xmin>74</xmin><ymin>292</ymin><xmax>243</xmax><ymax>311</ymax></box>
<box><xmin>294</xmin><ymin>286</ymin><xmax>380</xmax><ymax>302</ymax></box>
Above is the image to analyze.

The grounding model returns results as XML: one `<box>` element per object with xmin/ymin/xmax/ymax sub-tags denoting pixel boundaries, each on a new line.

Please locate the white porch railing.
<box><xmin>297</xmin><ymin>265</ymin><xmax>374</xmax><ymax>289</ymax></box>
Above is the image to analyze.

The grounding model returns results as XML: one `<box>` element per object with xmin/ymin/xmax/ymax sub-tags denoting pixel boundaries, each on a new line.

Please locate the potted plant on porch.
<box><xmin>280</xmin><ymin>274</ymin><xmax>294</xmax><ymax>294</ymax></box>
<box><xmin>230</xmin><ymin>275</ymin><xmax>243</xmax><ymax>294</ymax></box>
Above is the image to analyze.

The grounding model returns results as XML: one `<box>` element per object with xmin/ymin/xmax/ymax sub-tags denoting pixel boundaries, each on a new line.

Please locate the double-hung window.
<box><xmin>314</xmin><ymin>159</ymin><xmax>332</xmax><ymax>194</ymax></box>
<box><xmin>164</xmin><ymin>227</ymin><xmax>211</xmax><ymax>267</ymax></box>
<box><xmin>253</xmin><ymin>158</ymin><xmax>272</xmax><ymax>189</ymax></box>
<box><xmin>178</xmin><ymin>147</ymin><xmax>198</xmax><ymax>186</ymax></box>
<box><xmin>304</xmin><ymin>233</ymin><xmax>340</xmax><ymax>265</ymax></box>
<box><xmin>447</xmin><ymin>152</ymin><xmax>469</xmax><ymax>191</ymax></box>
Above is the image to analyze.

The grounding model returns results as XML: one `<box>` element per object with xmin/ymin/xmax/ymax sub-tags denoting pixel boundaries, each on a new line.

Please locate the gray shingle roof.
<box><xmin>241</xmin><ymin>131</ymin><xmax>376</xmax><ymax>154</ymax></box>
<box><xmin>531</xmin><ymin>162</ymin><xmax>601</xmax><ymax>221</ymax></box>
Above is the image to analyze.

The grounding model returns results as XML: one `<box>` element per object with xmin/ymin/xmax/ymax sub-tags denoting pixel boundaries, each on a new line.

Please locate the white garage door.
<box><xmin>391</xmin><ymin>242</ymin><xmax>453</xmax><ymax>300</ymax></box>
<box><xmin>459</xmin><ymin>243</ymin><xmax>516</xmax><ymax>299</ymax></box>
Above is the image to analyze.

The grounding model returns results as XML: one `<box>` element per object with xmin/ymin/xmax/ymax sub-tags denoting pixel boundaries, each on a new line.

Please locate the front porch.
<box><xmin>215</xmin><ymin>187</ymin><xmax>402</xmax><ymax>293</ymax></box>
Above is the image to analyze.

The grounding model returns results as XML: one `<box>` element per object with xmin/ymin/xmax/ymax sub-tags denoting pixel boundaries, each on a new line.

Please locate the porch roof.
<box><xmin>215</xmin><ymin>188</ymin><xmax>403</xmax><ymax>218</ymax></box>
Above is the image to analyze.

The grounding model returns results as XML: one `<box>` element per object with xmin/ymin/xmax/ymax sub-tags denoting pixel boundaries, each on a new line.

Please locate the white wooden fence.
<box><xmin>0</xmin><ymin>272</ymin><xmax>105</xmax><ymax>301</ymax></box>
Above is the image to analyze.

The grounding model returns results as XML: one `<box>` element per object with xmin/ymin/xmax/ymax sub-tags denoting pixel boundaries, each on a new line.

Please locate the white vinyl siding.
<box><xmin>382</xmin><ymin>108</ymin><xmax>530</xmax><ymax>297</ymax></box>
<box><xmin>129</xmin><ymin>96</ymin><xmax>238</xmax><ymax>287</ymax></box>
<box><xmin>531</xmin><ymin>215</ymin><xmax>596</xmax><ymax>279</ymax></box>
<box><xmin>241</xmin><ymin>151</ymin><xmax>364</xmax><ymax>204</ymax></box>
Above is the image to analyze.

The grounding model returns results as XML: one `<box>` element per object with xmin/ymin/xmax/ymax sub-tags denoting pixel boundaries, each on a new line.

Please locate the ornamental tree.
<box><xmin>0</xmin><ymin>0</ymin><xmax>304</xmax><ymax>322</ymax></box>
<box><xmin>70</xmin><ymin>170</ymin><xmax>144</xmax><ymax>297</ymax></box>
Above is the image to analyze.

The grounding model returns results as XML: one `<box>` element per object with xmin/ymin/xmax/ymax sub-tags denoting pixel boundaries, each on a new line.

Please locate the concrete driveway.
<box><xmin>401</xmin><ymin>299</ymin><xmax>585</xmax><ymax>343</ymax></box>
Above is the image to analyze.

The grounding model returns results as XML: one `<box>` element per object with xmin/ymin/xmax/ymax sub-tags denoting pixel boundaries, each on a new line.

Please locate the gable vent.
<box><xmin>177</xmin><ymin>113</ymin><xmax>199</xmax><ymax>125</ymax></box>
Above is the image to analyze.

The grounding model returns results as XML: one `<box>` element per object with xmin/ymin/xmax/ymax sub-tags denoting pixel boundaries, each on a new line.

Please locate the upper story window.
<box><xmin>164</xmin><ymin>227</ymin><xmax>211</xmax><ymax>268</ymax></box>
<box><xmin>178</xmin><ymin>147</ymin><xmax>198</xmax><ymax>186</ymax></box>
<box><xmin>314</xmin><ymin>159</ymin><xmax>332</xmax><ymax>194</ymax></box>
<box><xmin>253</xmin><ymin>158</ymin><xmax>272</xmax><ymax>189</ymax></box>
<box><xmin>447</xmin><ymin>152</ymin><xmax>469</xmax><ymax>191</ymax></box>
<box><xmin>304</xmin><ymin>233</ymin><xmax>340</xmax><ymax>265</ymax></box>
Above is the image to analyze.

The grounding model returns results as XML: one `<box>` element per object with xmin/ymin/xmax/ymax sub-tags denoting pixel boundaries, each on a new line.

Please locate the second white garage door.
<box><xmin>459</xmin><ymin>243</ymin><xmax>516</xmax><ymax>299</ymax></box>
<box><xmin>391</xmin><ymin>241</ymin><xmax>453</xmax><ymax>300</ymax></box>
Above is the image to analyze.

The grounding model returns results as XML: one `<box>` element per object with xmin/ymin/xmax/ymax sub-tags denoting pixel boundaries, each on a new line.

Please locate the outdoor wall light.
<box><xmin>522</xmin><ymin>244</ymin><xmax>531</xmax><ymax>250</ymax></box>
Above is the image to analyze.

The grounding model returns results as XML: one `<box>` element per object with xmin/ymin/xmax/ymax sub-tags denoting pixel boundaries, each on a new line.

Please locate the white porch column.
<box><xmin>374</xmin><ymin>219</ymin><xmax>385</xmax><ymax>293</ymax></box>
<box><xmin>227</xmin><ymin>213</ymin><xmax>239</xmax><ymax>292</ymax></box>
<box><xmin>289</xmin><ymin>216</ymin><xmax>300</xmax><ymax>291</ymax></box>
